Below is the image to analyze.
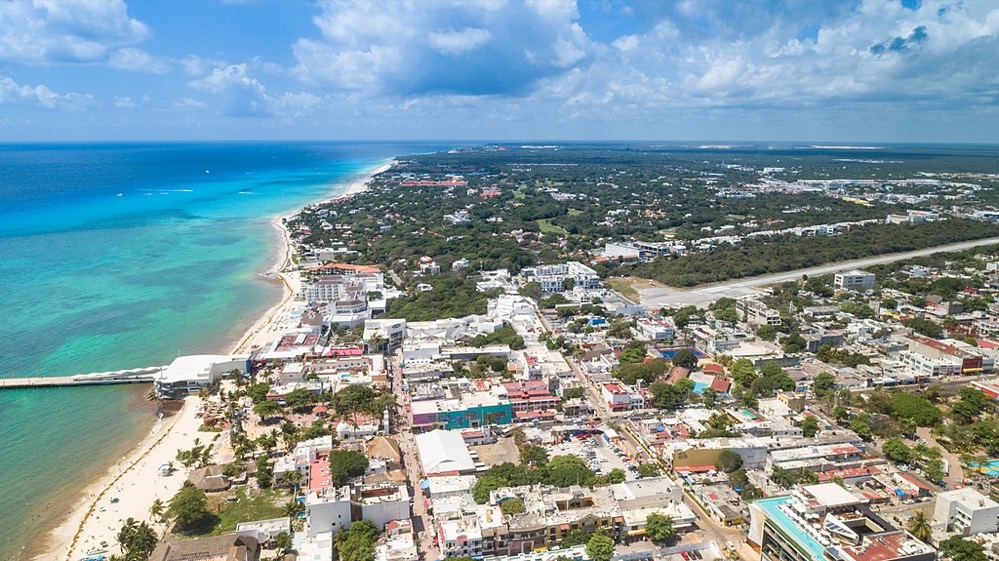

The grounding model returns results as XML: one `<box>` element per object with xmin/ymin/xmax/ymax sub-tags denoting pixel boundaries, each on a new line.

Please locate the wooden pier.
<box><xmin>0</xmin><ymin>366</ymin><xmax>167</xmax><ymax>390</ymax></box>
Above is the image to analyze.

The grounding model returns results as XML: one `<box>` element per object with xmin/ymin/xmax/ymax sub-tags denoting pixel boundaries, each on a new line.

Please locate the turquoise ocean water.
<box><xmin>0</xmin><ymin>142</ymin><xmax>444</xmax><ymax>560</ymax></box>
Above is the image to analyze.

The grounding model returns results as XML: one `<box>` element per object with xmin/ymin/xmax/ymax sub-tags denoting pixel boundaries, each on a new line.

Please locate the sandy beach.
<box><xmin>33</xmin><ymin>398</ymin><xmax>202</xmax><ymax>561</ymax></box>
<box><xmin>31</xmin><ymin>159</ymin><xmax>395</xmax><ymax>561</ymax></box>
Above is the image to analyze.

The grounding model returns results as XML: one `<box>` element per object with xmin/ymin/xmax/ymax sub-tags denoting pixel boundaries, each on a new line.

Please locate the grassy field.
<box><xmin>210</xmin><ymin>487</ymin><xmax>288</xmax><ymax>534</ymax></box>
<box><xmin>537</xmin><ymin>219</ymin><xmax>568</xmax><ymax>235</ymax></box>
<box><xmin>568</xmin><ymin>209</ymin><xmax>583</xmax><ymax>216</ymax></box>
<box><xmin>607</xmin><ymin>277</ymin><xmax>641</xmax><ymax>302</ymax></box>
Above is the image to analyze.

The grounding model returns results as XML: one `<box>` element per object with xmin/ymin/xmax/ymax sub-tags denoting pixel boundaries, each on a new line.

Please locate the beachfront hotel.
<box><xmin>748</xmin><ymin>483</ymin><xmax>936</xmax><ymax>561</ymax></box>
<box><xmin>153</xmin><ymin>354</ymin><xmax>251</xmax><ymax>399</ymax></box>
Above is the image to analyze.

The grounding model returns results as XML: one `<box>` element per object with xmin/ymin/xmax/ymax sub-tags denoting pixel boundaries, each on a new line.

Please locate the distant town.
<box><xmin>110</xmin><ymin>145</ymin><xmax>999</xmax><ymax>561</ymax></box>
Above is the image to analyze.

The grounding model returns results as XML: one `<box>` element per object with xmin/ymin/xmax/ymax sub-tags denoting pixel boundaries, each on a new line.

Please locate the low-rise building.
<box><xmin>933</xmin><ymin>487</ymin><xmax>999</xmax><ymax>535</ymax></box>
<box><xmin>154</xmin><ymin>354</ymin><xmax>250</xmax><ymax>399</ymax></box>
<box><xmin>834</xmin><ymin>270</ymin><xmax>876</xmax><ymax>291</ymax></box>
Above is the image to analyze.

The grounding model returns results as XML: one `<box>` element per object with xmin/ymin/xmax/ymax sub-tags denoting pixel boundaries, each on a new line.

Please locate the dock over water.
<box><xmin>0</xmin><ymin>366</ymin><xmax>167</xmax><ymax>389</ymax></box>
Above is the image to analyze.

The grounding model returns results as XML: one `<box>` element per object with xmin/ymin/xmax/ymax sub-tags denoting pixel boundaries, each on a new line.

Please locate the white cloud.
<box><xmin>108</xmin><ymin>48</ymin><xmax>169</xmax><ymax>73</ymax></box>
<box><xmin>427</xmin><ymin>27</ymin><xmax>492</xmax><ymax>55</ymax></box>
<box><xmin>188</xmin><ymin>63</ymin><xmax>265</xmax><ymax>94</ymax></box>
<box><xmin>292</xmin><ymin>0</ymin><xmax>594</xmax><ymax>96</ymax></box>
<box><xmin>0</xmin><ymin>76</ymin><xmax>92</xmax><ymax>109</ymax></box>
<box><xmin>0</xmin><ymin>0</ymin><xmax>148</xmax><ymax>64</ymax></box>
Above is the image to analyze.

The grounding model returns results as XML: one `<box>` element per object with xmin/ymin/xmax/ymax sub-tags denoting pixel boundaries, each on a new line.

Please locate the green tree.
<box><xmin>882</xmin><ymin>439</ymin><xmax>913</xmax><ymax>464</ymax></box>
<box><xmin>646</xmin><ymin>512</ymin><xmax>677</xmax><ymax>544</ymax></box>
<box><xmin>637</xmin><ymin>463</ymin><xmax>661</xmax><ymax>477</ymax></box>
<box><xmin>116</xmin><ymin>517</ymin><xmax>159</xmax><ymax>560</ymax></box>
<box><xmin>328</xmin><ymin>450</ymin><xmax>369</xmax><ymax>486</ymax></box>
<box><xmin>166</xmin><ymin>483</ymin><xmax>216</xmax><ymax>534</ymax></box>
<box><xmin>546</xmin><ymin>455</ymin><xmax>596</xmax><ymax>487</ymax></box>
<box><xmin>938</xmin><ymin>535</ymin><xmax>987</xmax><ymax>561</ymax></box>
<box><xmin>800</xmin><ymin>416</ymin><xmax>819</xmax><ymax>438</ymax></box>
<box><xmin>730</xmin><ymin>359</ymin><xmax>757</xmax><ymax>387</ymax></box>
<box><xmin>813</xmin><ymin>372</ymin><xmax>836</xmax><ymax>393</ymax></box>
<box><xmin>274</xmin><ymin>531</ymin><xmax>294</xmax><ymax>555</ymax></box>
<box><xmin>501</xmin><ymin>497</ymin><xmax>526</xmax><ymax>515</ymax></box>
<box><xmin>253</xmin><ymin>400</ymin><xmax>282</xmax><ymax>422</ymax></box>
<box><xmin>472</xmin><ymin>476</ymin><xmax>508</xmax><ymax>504</ymax></box>
<box><xmin>906</xmin><ymin>511</ymin><xmax>932</xmax><ymax>543</ymax></box>
<box><xmin>149</xmin><ymin>498</ymin><xmax>165</xmax><ymax>522</ymax></box>
<box><xmin>672</xmin><ymin>349</ymin><xmax>698</xmax><ymax>369</ymax></box>
<box><xmin>715</xmin><ymin>450</ymin><xmax>743</xmax><ymax>473</ymax></box>
<box><xmin>586</xmin><ymin>534</ymin><xmax>616</xmax><ymax>561</ymax></box>
<box><xmin>563</xmin><ymin>387</ymin><xmax>585</xmax><ymax>400</ymax></box>
<box><xmin>891</xmin><ymin>393</ymin><xmax>941</xmax><ymax>427</ymax></box>
<box><xmin>520</xmin><ymin>444</ymin><xmax>550</xmax><ymax>467</ymax></box>
<box><xmin>850</xmin><ymin>418</ymin><xmax>873</xmax><ymax>441</ymax></box>
<box><xmin>336</xmin><ymin>520</ymin><xmax>378</xmax><ymax>561</ymax></box>
<box><xmin>560</xmin><ymin>529</ymin><xmax>594</xmax><ymax>548</ymax></box>
<box><xmin>256</xmin><ymin>455</ymin><xmax>273</xmax><ymax>489</ymax></box>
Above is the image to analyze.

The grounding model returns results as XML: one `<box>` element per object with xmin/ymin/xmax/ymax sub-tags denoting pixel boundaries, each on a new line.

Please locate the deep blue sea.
<box><xmin>0</xmin><ymin>142</ymin><xmax>446</xmax><ymax>560</ymax></box>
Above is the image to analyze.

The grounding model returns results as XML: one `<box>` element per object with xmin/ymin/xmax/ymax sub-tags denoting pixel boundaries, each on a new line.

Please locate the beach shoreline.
<box><xmin>31</xmin><ymin>158</ymin><xmax>394</xmax><ymax>561</ymax></box>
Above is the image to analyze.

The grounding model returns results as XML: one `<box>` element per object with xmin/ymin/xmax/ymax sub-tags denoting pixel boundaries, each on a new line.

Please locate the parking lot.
<box><xmin>548</xmin><ymin>433</ymin><xmax>639</xmax><ymax>479</ymax></box>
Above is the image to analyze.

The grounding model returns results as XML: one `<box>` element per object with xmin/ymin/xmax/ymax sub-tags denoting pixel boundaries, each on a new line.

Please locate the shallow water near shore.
<box><xmin>0</xmin><ymin>141</ymin><xmax>443</xmax><ymax>560</ymax></box>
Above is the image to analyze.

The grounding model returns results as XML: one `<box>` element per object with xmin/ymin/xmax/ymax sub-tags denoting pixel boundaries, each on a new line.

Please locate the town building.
<box><xmin>933</xmin><ymin>487</ymin><xmax>999</xmax><ymax>535</ymax></box>
<box><xmin>834</xmin><ymin>270</ymin><xmax>876</xmax><ymax>291</ymax></box>
<box><xmin>749</xmin><ymin>484</ymin><xmax>935</xmax><ymax>561</ymax></box>
<box><xmin>521</xmin><ymin>262</ymin><xmax>601</xmax><ymax>292</ymax></box>
<box><xmin>738</xmin><ymin>299</ymin><xmax>783</xmax><ymax>327</ymax></box>
<box><xmin>153</xmin><ymin>354</ymin><xmax>250</xmax><ymax>399</ymax></box>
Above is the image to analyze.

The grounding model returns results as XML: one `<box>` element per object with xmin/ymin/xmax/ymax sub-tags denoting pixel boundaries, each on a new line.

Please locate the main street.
<box><xmin>388</xmin><ymin>354</ymin><xmax>440</xmax><ymax>561</ymax></box>
<box><xmin>638</xmin><ymin>236</ymin><xmax>999</xmax><ymax>308</ymax></box>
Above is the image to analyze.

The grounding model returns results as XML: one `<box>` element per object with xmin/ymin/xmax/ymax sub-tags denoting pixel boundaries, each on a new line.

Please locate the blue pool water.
<box><xmin>755</xmin><ymin>497</ymin><xmax>827</xmax><ymax>560</ymax></box>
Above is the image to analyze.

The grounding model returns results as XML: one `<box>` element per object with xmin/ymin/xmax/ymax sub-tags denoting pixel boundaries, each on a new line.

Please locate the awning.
<box><xmin>627</xmin><ymin>529</ymin><xmax>648</xmax><ymax>536</ymax></box>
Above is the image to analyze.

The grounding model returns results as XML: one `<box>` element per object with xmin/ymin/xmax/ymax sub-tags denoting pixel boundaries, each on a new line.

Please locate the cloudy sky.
<box><xmin>2</xmin><ymin>0</ymin><xmax>997</xmax><ymax>142</ymax></box>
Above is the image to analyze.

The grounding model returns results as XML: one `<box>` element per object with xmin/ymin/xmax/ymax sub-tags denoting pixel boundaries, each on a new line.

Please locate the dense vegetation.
<box><xmin>621</xmin><ymin>219</ymin><xmax>999</xmax><ymax>287</ymax></box>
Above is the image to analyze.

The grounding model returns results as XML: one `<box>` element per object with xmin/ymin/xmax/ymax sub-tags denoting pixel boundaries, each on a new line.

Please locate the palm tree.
<box><xmin>907</xmin><ymin>510</ymin><xmax>932</xmax><ymax>543</ymax></box>
<box><xmin>149</xmin><ymin>498</ymin><xmax>165</xmax><ymax>522</ymax></box>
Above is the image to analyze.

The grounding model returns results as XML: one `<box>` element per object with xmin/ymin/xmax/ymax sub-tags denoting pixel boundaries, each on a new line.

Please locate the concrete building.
<box><xmin>749</xmin><ymin>484</ymin><xmax>935</xmax><ymax>561</ymax></box>
<box><xmin>738</xmin><ymin>299</ymin><xmax>783</xmax><ymax>327</ymax></box>
<box><xmin>154</xmin><ymin>354</ymin><xmax>250</xmax><ymax>399</ymax></box>
<box><xmin>356</xmin><ymin>482</ymin><xmax>411</xmax><ymax>531</ymax></box>
<box><xmin>305</xmin><ymin>485</ymin><xmax>353</xmax><ymax>537</ymax></box>
<box><xmin>415</xmin><ymin>429</ymin><xmax>478</xmax><ymax>476</ymax></box>
<box><xmin>636</xmin><ymin>318</ymin><xmax>676</xmax><ymax>341</ymax></box>
<box><xmin>933</xmin><ymin>487</ymin><xmax>999</xmax><ymax>536</ymax></box>
<box><xmin>521</xmin><ymin>262</ymin><xmax>601</xmax><ymax>292</ymax></box>
<box><xmin>834</xmin><ymin>270</ymin><xmax>876</xmax><ymax>291</ymax></box>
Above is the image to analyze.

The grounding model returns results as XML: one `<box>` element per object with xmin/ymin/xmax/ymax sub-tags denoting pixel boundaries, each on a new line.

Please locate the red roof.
<box><xmin>899</xmin><ymin>472</ymin><xmax>933</xmax><ymax>490</ymax></box>
<box><xmin>703</xmin><ymin>363</ymin><xmax>725</xmax><ymax>374</ymax></box>
<box><xmin>709</xmin><ymin>377</ymin><xmax>731</xmax><ymax>393</ymax></box>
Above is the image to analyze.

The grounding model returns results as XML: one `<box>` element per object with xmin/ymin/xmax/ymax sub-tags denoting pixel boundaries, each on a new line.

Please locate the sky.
<box><xmin>1</xmin><ymin>0</ymin><xmax>997</xmax><ymax>142</ymax></box>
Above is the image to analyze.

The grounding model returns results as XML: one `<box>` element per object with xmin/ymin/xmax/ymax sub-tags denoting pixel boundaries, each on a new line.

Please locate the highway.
<box><xmin>636</xmin><ymin>236</ymin><xmax>999</xmax><ymax>308</ymax></box>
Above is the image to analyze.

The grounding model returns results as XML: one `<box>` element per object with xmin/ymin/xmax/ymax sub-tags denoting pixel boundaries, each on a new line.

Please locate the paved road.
<box><xmin>389</xmin><ymin>355</ymin><xmax>440</xmax><ymax>561</ymax></box>
<box><xmin>637</xmin><ymin>236</ymin><xmax>999</xmax><ymax>308</ymax></box>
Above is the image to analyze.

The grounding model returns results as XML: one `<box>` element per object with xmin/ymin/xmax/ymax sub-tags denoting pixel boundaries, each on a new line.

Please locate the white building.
<box><xmin>153</xmin><ymin>354</ymin><xmax>250</xmax><ymax>399</ymax></box>
<box><xmin>415</xmin><ymin>429</ymin><xmax>478</xmax><ymax>476</ymax></box>
<box><xmin>636</xmin><ymin>318</ymin><xmax>676</xmax><ymax>341</ymax></box>
<box><xmin>834</xmin><ymin>270</ymin><xmax>876</xmax><ymax>290</ymax></box>
<box><xmin>933</xmin><ymin>487</ymin><xmax>999</xmax><ymax>535</ymax></box>
<box><xmin>737</xmin><ymin>299</ymin><xmax>782</xmax><ymax>327</ymax></box>
<box><xmin>356</xmin><ymin>483</ymin><xmax>411</xmax><ymax>531</ymax></box>
<box><xmin>305</xmin><ymin>485</ymin><xmax>353</xmax><ymax>537</ymax></box>
<box><xmin>521</xmin><ymin>262</ymin><xmax>601</xmax><ymax>292</ymax></box>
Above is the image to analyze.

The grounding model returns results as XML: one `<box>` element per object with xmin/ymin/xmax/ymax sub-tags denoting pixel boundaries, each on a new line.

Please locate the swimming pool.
<box><xmin>755</xmin><ymin>497</ymin><xmax>827</xmax><ymax>560</ymax></box>
<box><xmin>659</xmin><ymin>347</ymin><xmax>708</xmax><ymax>360</ymax></box>
<box><xmin>969</xmin><ymin>459</ymin><xmax>999</xmax><ymax>476</ymax></box>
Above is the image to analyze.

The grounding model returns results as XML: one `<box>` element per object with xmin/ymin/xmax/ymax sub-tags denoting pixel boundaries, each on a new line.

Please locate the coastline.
<box><xmin>31</xmin><ymin>158</ymin><xmax>395</xmax><ymax>561</ymax></box>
